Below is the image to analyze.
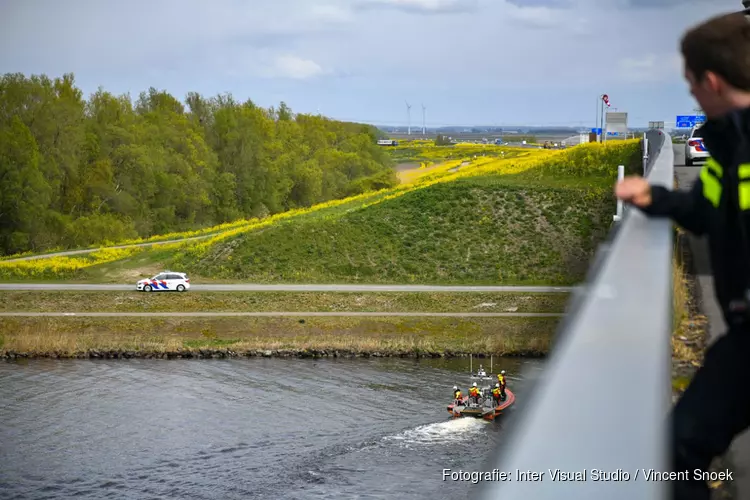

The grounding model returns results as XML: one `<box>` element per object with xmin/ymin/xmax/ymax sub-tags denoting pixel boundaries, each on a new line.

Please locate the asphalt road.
<box><xmin>673</xmin><ymin>144</ymin><xmax>750</xmax><ymax>499</ymax></box>
<box><xmin>0</xmin><ymin>311</ymin><xmax>563</xmax><ymax>318</ymax></box>
<box><xmin>672</xmin><ymin>145</ymin><xmax>727</xmax><ymax>340</ymax></box>
<box><xmin>0</xmin><ymin>283</ymin><xmax>576</xmax><ymax>292</ymax></box>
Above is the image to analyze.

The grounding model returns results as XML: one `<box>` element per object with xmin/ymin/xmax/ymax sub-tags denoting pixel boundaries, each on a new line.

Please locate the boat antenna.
<box><xmin>470</xmin><ymin>354</ymin><xmax>473</xmax><ymax>375</ymax></box>
<box><xmin>490</xmin><ymin>355</ymin><xmax>493</xmax><ymax>374</ymax></box>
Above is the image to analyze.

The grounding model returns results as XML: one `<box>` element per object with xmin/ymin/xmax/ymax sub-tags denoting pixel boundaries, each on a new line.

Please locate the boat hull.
<box><xmin>493</xmin><ymin>389</ymin><xmax>515</xmax><ymax>414</ymax></box>
<box><xmin>447</xmin><ymin>389</ymin><xmax>515</xmax><ymax>421</ymax></box>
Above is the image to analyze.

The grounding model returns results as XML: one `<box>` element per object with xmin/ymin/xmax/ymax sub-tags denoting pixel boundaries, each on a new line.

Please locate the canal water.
<box><xmin>0</xmin><ymin>357</ymin><xmax>544</xmax><ymax>499</ymax></box>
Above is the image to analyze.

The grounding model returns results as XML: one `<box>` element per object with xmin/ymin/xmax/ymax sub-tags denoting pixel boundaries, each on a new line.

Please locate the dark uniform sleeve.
<box><xmin>636</xmin><ymin>177</ymin><xmax>707</xmax><ymax>237</ymax></box>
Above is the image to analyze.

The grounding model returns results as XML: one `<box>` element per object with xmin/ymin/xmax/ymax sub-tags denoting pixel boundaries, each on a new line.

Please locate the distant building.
<box><xmin>561</xmin><ymin>134</ymin><xmax>590</xmax><ymax>146</ymax></box>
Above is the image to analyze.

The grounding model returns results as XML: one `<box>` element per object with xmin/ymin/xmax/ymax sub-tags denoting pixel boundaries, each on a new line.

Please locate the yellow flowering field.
<box><xmin>0</xmin><ymin>139</ymin><xmax>640</xmax><ymax>280</ymax></box>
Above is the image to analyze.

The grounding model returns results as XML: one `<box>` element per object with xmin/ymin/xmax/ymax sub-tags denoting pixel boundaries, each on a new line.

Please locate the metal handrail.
<box><xmin>475</xmin><ymin>132</ymin><xmax>674</xmax><ymax>500</ymax></box>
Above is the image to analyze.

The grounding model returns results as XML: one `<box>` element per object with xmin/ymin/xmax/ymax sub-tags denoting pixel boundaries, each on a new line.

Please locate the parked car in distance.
<box><xmin>684</xmin><ymin>125</ymin><xmax>709</xmax><ymax>166</ymax></box>
<box><xmin>137</xmin><ymin>271</ymin><xmax>190</xmax><ymax>292</ymax></box>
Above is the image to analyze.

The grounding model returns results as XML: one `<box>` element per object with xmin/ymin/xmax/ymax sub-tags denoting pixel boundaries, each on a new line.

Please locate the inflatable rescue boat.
<box><xmin>447</xmin><ymin>389</ymin><xmax>515</xmax><ymax>421</ymax></box>
<box><xmin>446</xmin><ymin>357</ymin><xmax>515</xmax><ymax>421</ymax></box>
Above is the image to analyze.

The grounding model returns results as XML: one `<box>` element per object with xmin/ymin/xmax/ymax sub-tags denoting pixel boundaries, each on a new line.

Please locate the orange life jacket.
<box><xmin>469</xmin><ymin>387</ymin><xmax>480</xmax><ymax>397</ymax></box>
<box><xmin>492</xmin><ymin>387</ymin><xmax>501</xmax><ymax>397</ymax></box>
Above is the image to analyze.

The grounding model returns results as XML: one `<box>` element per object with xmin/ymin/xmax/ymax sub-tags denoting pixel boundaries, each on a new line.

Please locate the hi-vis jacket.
<box><xmin>640</xmin><ymin>107</ymin><xmax>750</xmax><ymax>327</ymax></box>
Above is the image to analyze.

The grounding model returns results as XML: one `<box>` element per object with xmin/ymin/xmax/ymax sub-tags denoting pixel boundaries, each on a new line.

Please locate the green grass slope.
<box><xmin>0</xmin><ymin>140</ymin><xmax>639</xmax><ymax>285</ymax></box>
<box><xmin>172</xmin><ymin>173</ymin><xmax>615</xmax><ymax>285</ymax></box>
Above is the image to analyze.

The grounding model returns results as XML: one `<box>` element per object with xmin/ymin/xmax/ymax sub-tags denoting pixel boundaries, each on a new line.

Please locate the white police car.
<box><xmin>136</xmin><ymin>271</ymin><xmax>190</xmax><ymax>292</ymax></box>
<box><xmin>684</xmin><ymin>125</ymin><xmax>710</xmax><ymax>166</ymax></box>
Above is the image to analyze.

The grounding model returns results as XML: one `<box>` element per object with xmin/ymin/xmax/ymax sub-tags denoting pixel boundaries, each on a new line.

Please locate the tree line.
<box><xmin>435</xmin><ymin>135</ymin><xmax>453</xmax><ymax>145</ymax></box>
<box><xmin>0</xmin><ymin>73</ymin><xmax>397</xmax><ymax>255</ymax></box>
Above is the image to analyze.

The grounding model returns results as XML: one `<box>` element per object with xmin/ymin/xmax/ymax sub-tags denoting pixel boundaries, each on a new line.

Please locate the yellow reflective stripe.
<box><xmin>739</xmin><ymin>163</ymin><xmax>750</xmax><ymax>210</ymax></box>
<box><xmin>706</xmin><ymin>157</ymin><xmax>723</xmax><ymax>177</ymax></box>
<box><xmin>740</xmin><ymin>183</ymin><xmax>750</xmax><ymax>210</ymax></box>
<box><xmin>700</xmin><ymin>161</ymin><xmax>722</xmax><ymax>208</ymax></box>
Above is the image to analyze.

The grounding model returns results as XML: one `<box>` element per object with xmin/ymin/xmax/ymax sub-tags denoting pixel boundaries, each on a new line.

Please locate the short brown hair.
<box><xmin>681</xmin><ymin>12</ymin><xmax>750</xmax><ymax>91</ymax></box>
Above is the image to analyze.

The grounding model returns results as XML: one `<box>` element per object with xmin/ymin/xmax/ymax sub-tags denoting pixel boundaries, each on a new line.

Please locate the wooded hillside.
<box><xmin>0</xmin><ymin>73</ymin><xmax>397</xmax><ymax>255</ymax></box>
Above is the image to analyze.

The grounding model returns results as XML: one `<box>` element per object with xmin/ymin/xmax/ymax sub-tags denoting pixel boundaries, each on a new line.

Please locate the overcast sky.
<box><xmin>0</xmin><ymin>0</ymin><xmax>743</xmax><ymax>128</ymax></box>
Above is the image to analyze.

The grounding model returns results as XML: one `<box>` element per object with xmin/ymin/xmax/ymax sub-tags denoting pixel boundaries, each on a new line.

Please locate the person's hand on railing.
<box><xmin>615</xmin><ymin>177</ymin><xmax>652</xmax><ymax>208</ymax></box>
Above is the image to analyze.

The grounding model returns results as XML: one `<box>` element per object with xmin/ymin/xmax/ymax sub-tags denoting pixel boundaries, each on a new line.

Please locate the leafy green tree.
<box><xmin>0</xmin><ymin>116</ymin><xmax>51</xmax><ymax>253</ymax></box>
<box><xmin>0</xmin><ymin>72</ymin><xmax>399</xmax><ymax>255</ymax></box>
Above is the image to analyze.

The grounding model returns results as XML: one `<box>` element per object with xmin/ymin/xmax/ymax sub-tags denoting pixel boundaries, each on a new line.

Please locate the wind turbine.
<box><xmin>406</xmin><ymin>101</ymin><xmax>412</xmax><ymax>135</ymax></box>
<box><xmin>421</xmin><ymin>104</ymin><xmax>426</xmax><ymax>135</ymax></box>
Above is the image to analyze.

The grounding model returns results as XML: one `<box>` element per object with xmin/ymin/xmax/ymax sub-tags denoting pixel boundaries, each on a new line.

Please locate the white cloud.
<box><xmin>504</xmin><ymin>5</ymin><xmax>560</xmax><ymax>28</ymax></box>
<box><xmin>498</xmin><ymin>0</ymin><xmax>591</xmax><ymax>33</ymax></box>
<box><xmin>617</xmin><ymin>54</ymin><xmax>683</xmax><ymax>83</ymax></box>
<box><xmin>0</xmin><ymin>0</ymin><xmax>741</xmax><ymax>126</ymax></box>
<box><xmin>354</xmin><ymin>0</ymin><xmax>478</xmax><ymax>14</ymax></box>
<box><xmin>624</xmin><ymin>0</ymin><xmax>715</xmax><ymax>8</ymax></box>
<box><xmin>263</xmin><ymin>55</ymin><xmax>325</xmax><ymax>80</ymax></box>
<box><xmin>310</xmin><ymin>4</ymin><xmax>354</xmax><ymax>22</ymax></box>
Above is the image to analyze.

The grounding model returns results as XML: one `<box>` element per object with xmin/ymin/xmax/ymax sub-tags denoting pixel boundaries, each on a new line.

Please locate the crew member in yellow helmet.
<box><xmin>497</xmin><ymin>370</ymin><xmax>507</xmax><ymax>401</ymax></box>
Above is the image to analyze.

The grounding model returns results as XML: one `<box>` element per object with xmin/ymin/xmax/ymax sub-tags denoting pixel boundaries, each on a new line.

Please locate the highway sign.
<box><xmin>591</xmin><ymin>128</ymin><xmax>602</xmax><ymax>134</ymax></box>
<box><xmin>676</xmin><ymin>115</ymin><xmax>706</xmax><ymax>128</ymax></box>
<box><xmin>607</xmin><ymin>131</ymin><xmax>620</xmax><ymax>136</ymax></box>
<box><xmin>648</xmin><ymin>121</ymin><xmax>665</xmax><ymax>129</ymax></box>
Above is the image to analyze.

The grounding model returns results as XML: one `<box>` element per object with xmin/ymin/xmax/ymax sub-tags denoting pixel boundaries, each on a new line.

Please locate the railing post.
<box><xmin>613</xmin><ymin>164</ymin><xmax>624</xmax><ymax>222</ymax></box>
<box><xmin>643</xmin><ymin>132</ymin><xmax>649</xmax><ymax>175</ymax></box>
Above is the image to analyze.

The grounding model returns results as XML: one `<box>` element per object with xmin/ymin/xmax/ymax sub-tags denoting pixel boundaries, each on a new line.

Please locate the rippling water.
<box><xmin>0</xmin><ymin>357</ymin><xmax>544</xmax><ymax>499</ymax></box>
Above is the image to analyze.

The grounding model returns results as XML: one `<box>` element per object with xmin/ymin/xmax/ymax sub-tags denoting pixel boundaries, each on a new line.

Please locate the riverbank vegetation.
<box><xmin>0</xmin><ymin>316</ymin><xmax>557</xmax><ymax>359</ymax></box>
<box><xmin>0</xmin><ymin>291</ymin><xmax>569</xmax><ymax>313</ymax></box>
<box><xmin>0</xmin><ymin>72</ymin><xmax>398</xmax><ymax>257</ymax></box>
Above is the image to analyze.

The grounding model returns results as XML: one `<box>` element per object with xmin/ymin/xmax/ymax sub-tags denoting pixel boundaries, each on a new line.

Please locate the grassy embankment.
<box><xmin>671</xmin><ymin>232</ymin><xmax>701</xmax><ymax>393</ymax></box>
<box><xmin>390</xmin><ymin>140</ymin><xmax>527</xmax><ymax>169</ymax></box>
<box><xmin>0</xmin><ymin>143</ymin><xmax>527</xmax><ymax>262</ymax></box>
<box><xmin>670</xmin><ymin>226</ymin><xmax>732</xmax><ymax>497</ymax></box>
<box><xmin>669</xmin><ymin>165</ymin><xmax>710</xmax><ymax>396</ymax></box>
<box><xmin>1</xmin><ymin>140</ymin><xmax>642</xmax><ymax>358</ymax></box>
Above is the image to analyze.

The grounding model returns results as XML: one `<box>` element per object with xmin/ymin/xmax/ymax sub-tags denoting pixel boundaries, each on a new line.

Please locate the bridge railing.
<box><xmin>476</xmin><ymin>131</ymin><xmax>675</xmax><ymax>500</ymax></box>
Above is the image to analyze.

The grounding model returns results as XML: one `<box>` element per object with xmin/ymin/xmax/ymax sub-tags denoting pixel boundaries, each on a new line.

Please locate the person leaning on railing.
<box><xmin>615</xmin><ymin>11</ymin><xmax>750</xmax><ymax>500</ymax></box>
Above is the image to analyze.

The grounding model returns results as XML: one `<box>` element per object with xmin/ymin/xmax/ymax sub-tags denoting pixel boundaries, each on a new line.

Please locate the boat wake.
<box><xmin>383</xmin><ymin>418</ymin><xmax>487</xmax><ymax>446</ymax></box>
